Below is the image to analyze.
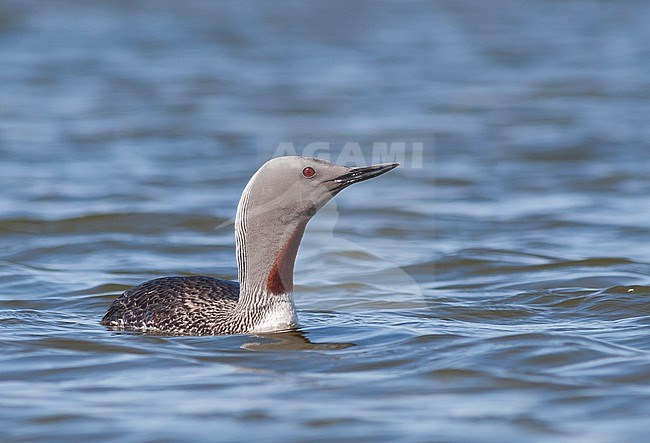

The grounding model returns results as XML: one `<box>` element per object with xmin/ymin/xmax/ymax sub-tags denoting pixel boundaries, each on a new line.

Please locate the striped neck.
<box><xmin>234</xmin><ymin>170</ymin><xmax>308</xmax><ymax>311</ymax></box>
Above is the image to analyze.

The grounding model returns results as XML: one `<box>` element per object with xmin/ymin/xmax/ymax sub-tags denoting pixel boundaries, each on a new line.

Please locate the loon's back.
<box><xmin>101</xmin><ymin>276</ymin><xmax>239</xmax><ymax>335</ymax></box>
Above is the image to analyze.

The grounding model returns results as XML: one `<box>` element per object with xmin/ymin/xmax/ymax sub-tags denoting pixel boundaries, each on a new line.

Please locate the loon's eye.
<box><xmin>302</xmin><ymin>166</ymin><xmax>316</xmax><ymax>178</ymax></box>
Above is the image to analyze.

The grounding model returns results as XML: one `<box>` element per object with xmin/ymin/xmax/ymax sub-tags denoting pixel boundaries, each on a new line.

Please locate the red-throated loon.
<box><xmin>101</xmin><ymin>156</ymin><xmax>399</xmax><ymax>335</ymax></box>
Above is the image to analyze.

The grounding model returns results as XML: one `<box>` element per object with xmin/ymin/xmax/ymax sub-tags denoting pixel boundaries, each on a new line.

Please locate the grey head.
<box><xmin>234</xmin><ymin>156</ymin><xmax>399</xmax><ymax>309</ymax></box>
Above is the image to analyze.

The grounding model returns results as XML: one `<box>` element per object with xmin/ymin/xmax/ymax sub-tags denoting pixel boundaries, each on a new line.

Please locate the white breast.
<box><xmin>248</xmin><ymin>296</ymin><xmax>298</xmax><ymax>333</ymax></box>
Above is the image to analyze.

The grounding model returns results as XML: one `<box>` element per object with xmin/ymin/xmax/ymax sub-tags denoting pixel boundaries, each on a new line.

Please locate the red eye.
<box><xmin>302</xmin><ymin>166</ymin><xmax>316</xmax><ymax>178</ymax></box>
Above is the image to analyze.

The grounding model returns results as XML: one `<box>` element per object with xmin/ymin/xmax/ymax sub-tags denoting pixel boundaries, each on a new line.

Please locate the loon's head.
<box><xmin>238</xmin><ymin>156</ymin><xmax>400</xmax><ymax>225</ymax></box>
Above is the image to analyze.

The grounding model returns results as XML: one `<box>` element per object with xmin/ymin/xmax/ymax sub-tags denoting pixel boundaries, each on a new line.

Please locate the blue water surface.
<box><xmin>1</xmin><ymin>1</ymin><xmax>650</xmax><ymax>442</ymax></box>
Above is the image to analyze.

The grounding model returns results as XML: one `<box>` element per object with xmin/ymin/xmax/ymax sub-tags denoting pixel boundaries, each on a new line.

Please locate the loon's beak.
<box><xmin>328</xmin><ymin>162</ymin><xmax>400</xmax><ymax>193</ymax></box>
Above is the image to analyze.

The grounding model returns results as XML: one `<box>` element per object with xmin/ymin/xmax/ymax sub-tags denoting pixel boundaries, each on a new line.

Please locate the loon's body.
<box><xmin>101</xmin><ymin>156</ymin><xmax>398</xmax><ymax>335</ymax></box>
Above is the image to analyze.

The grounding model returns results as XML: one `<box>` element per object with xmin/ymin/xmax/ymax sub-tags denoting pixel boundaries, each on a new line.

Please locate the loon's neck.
<box><xmin>231</xmin><ymin>178</ymin><xmax>308</xmax><ymax>332</ymax></box>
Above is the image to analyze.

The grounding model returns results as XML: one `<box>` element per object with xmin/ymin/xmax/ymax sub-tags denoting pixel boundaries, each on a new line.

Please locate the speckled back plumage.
<box><xmin>101</xmin><ymin>276</ymin><xmax>242</xmax><ymax>335</ymax></box>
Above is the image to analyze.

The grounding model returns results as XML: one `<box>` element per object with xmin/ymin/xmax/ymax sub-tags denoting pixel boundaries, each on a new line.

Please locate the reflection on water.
<box><xmin>241</xmin><ymin>330</ymin><xmax>355</xmax><ymax>352</ymax></box>
<box><xmin>1</xmin><ymin>0</ymin><xmax>650</xmax><ymax>441</ymax></box>
<box><xmin>102</xmin><ymin>324</ymin><xmax>355</xmax><ymax>351</ymax></box>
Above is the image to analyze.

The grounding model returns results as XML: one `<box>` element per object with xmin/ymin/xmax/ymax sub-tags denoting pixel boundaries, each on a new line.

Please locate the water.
<box><xmin>1</xmin><ymin>0</ymin><xmax>650</xmax><ymax>441</ymax></box>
